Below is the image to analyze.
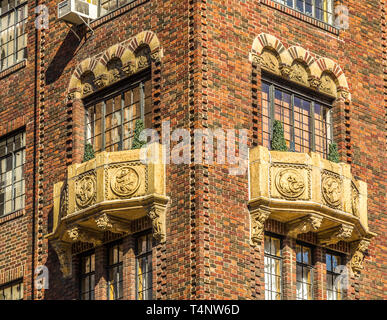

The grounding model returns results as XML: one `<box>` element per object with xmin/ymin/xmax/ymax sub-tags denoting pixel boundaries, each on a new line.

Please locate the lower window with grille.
<box><xmin>135</xmin><ymin>232</ymin><xmax>153</xmax><ymax>300</ymax></box>
<box><xmin>326</xmin><ymin>252</ymin><xmax>345</xmax><ymax>300</ymax></box>
<box><xmin>296</xmin><ymin>243</ymin><xmax>314</xmax><ymax>300</ymax></box>
<box><xmin>79</xmin><ymin>251</ymin><xmax>95</xmax><ymax>300</ymax></box>
<box><xmin>264</xmin><ymin>234</ymin><xmax>283</xmax><ymax>300</ymax></box>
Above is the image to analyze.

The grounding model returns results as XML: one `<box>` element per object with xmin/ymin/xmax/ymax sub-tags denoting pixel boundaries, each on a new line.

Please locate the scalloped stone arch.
<box><xmin>250</xmin><ymin>34</ymin><xmax>351</xmax><ymax>101</ymax></box>
<box><xmin>251</xmin><ymin>33</ymin><xmax>292</xmax><ymax>65</ymax></box>
<box><xmin>67</xmin><ymin>30</ymin><xmax>162</xmax><ymax>101</ymax></box>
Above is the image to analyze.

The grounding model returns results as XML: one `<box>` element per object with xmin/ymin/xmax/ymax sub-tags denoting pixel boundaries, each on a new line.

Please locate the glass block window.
<box><xmin>296</xmin><ymin>244</ymin><xmax>314</xmax><ymax>300</ymax></box>
<box><xmin>326</xmin><ymin>252</ymin><xmax>344</xmax><ymax>300</ymax></box>
<box><xmin>0</xmin><ymin>0</ymin><xmax>27</xmax><ymax>71</ymax></box>
<box><xmin>264</xmin><ymin>234</ymin><xmax>283</xmax><ymax>300</ymax></box>
<box><xmin>0</xmin><ymin>280</ymin><xmax>23</xmax><ymax>300</ymax></box>
<box><xmin>273</xmin><ymin>0</ymin><xmax>334</xmax><ymax>24</ymax></box>
<box><xmin>0</xmin><ymin>130</ymin><xmax>25</xmax><ymax>217</ymax></box>
<box><xmin>135</xmin><ymin>233</ymin><xmax>153</xmax><ymax>300</ymax></box>
<box><xmin>262</xmin><ymin>80</ymin><xmax>333</xmax><ymax>158</ymax></box>
<box><xmin>98</xmin><ymin>0</ymin><xmax>135</xmax><ymax>17</ymax></box>
<box><xmin>85</xmin><ymin>73</ymin><xmax>152</xmax><ymax>153</ymax></box>
<box><xmin>107</xmin><ymin>242</ymin><xmax>123</xmax><ymax>300</ymax></box>
<box><xmin>80</xmin><ymin>252</ymin><xmax>95</xmax><ymax>300</ymax></box>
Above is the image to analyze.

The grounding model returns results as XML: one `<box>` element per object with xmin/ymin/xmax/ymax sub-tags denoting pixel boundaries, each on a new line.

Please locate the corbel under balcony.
<box><xmin>248</xmin><ymin>146</ymin><xmax>376</xmax><ymax>275</ymax></box>
<box><xmin>46</xmin><ymin>143</ymin><xmax>169</xmax><ymax>278</ymax></box>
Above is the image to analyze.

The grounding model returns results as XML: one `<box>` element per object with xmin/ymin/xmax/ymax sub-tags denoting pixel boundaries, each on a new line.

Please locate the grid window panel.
<box><xmin>0</xmin><ymin>0</ymin><xmax>27</xmax><ymax>71</ymax></box>
<box><xmin>326</xmin><ymin>253</ymin><xmax>344</xmax><ymax>300</ymax></box>
<box><xmin>107</xmin><ymin>242</ymin><xmax>123</xmax><ymax>300</ymax></box>
<box><xmin>85</xmin><ymin>75</ymin><xmax>151</xmax><ymax>153</ymax></box>
<box><xmin>136</xmin><ymin>233</ymin><xmax>153</xmax><ymax>300</ymax></box>
<box><xmin>261</xmin><ymin>80</ymin><xmax>332</xmax><ymax>158</ymax></box>
<box><xmin>98</xmin><ymin>0</ymin><xmax>134</xmax><ymax>17</ymax></box>
<box><xmin>0</xmin><ymin>130</ymin><xmax>25</xmax><ymax>217</ymax></box>
<box><xmin>296</xmin><ymin>244</ymin><xmax>314</xmax><ymax>300</ymax></box>
<box><xmin>273</xmin><ymin>0</ymin><xmax>333</xmax><ymax>24</ymax></box>
<box><xmin>264</xmin><ymin>235</ymin><xmax>282</xmax><ymax>300</ymax></box>
<box><xmin>80</xmin><ymin>252</ymin><xmax>95</xmax><ymax>300</ymax></box>
<box><xmin>0</xmin><ymin>280</ymin><xmax>23</xmax><ymax>300</ymax></box>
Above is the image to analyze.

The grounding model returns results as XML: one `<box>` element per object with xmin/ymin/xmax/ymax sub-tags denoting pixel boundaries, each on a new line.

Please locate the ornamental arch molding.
<box><xmin>250</xmin><ymin>33</ymin><xmax>351</xmax><ymax>102</ymax></box>
<box><xmin>67</xmin><ymin>30</ymin><xmax>163</xmax><ymax>101</ymax></box>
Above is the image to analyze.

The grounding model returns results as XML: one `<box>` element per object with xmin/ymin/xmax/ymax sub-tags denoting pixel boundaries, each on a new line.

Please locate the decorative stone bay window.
<box><xmin>248</xmin><ymin>146</ymin><xmax>375</xmax><ymax>275</ymax></box>
<box><xmin>46</xmin><ymin>143</ymin><xmax>168</xmax><ymax>278</ymax></box>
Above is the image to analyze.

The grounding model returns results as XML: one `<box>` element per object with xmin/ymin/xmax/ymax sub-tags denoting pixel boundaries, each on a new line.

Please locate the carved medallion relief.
<box><xmin>75</xmin><ymin>173</ymin><xmax>96</xmax><ymax>209</ymax></box>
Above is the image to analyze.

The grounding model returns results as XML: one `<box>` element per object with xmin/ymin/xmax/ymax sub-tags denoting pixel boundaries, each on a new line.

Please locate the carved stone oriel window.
<box><xmin>248</xmin><ymin>146</ymin><xmax>376</xmax><ymax>275</ymax></box>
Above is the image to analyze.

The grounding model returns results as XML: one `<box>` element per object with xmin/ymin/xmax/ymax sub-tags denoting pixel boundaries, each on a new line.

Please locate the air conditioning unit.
<box><xmin>58</xmin><ymin>0</ymin><xmax>98</xmax><ymax>25</ymax></box>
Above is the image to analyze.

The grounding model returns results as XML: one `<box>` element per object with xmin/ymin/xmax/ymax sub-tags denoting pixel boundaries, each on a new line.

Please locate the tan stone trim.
<box><xmin>0</xmin><ymin>265</ymin><xmax>25</xmax><ymax>286</ymax></box>
<box><xmin>67</xmin><ymin>30</ymin><xmax>163</xmax><ymax>101</ymax></box>
<box><xmin>250</xmin><ymin>33</ymin><xmax>351</xmax><ymax>102</ymax></box>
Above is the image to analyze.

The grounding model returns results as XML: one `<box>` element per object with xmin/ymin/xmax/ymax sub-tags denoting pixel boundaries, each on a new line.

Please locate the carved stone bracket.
<box><xmin>147</xmin><ymin>205</ymin><xmax>166</xmax><ymax>243</ymax></box>
<box><xmin>318</xmin><ymin>224</ymin><xmax>354</xmax><ymax>246</ymax></box>
<box><xmin>250</xmin><ymin>209</ymin><xmax>271</xmax><ymax>246</ymax></box>
<box><xmin>67</xmin><ymin>226</ymin><xmax>103</xmax><ymax>246</ymax></box>
<box><xmin>350</xmin><ymin>239</ymin><xmax>370</xmax><ymax>275</ymax></box>
<box><xmin>51</xmin><ymin>240</ymin><xmax>72</xmax><ymax>278</ymax></box>
<box><xmin>94</xmin><ymin>213</ymin><xmax>131</xmax><ymax>234</ymax></box>
<box><xmin>279</xmin><ymin>63</ymin><xmax>292</xmax><ymax>78</ymax></box>
<box><xmin>93</xmin><ymin>73</ymin><xmax>109</xmax><ymax>89</ymax></box>
<box><xmin>286</xmin><ymin>214</ymin><xmax>323</xmax><ymax>238</ymax></box>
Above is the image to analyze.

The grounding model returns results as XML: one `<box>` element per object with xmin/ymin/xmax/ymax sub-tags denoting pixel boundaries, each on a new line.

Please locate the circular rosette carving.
<box><xmin>75</xmin><ymin>176</ymin><xmax>96</xmax><ymax>208</ymax></box>
<box><xmin>322</xmin><ymin>175</ymin><xmax>342</xmax><ymax>207</ymax></box>
<box><xmin>111</xmin><ymin>166</ymin><xmax>140</xmax><ymax>197</ymax></box>
<box><xmin>275</xmin><ymin>169</ymin><xmax>305</xmax><ymax>199</ymax></box>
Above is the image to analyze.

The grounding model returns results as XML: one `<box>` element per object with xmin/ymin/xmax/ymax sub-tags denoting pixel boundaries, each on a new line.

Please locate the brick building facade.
<box><xmin>0</xmin><ymin>0</ymin><xmax>385</xmax><ymax>300</ymax></box>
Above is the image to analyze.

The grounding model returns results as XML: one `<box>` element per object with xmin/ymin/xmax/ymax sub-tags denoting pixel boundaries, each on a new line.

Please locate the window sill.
<box><xmin>0</xmin><ymin>60</ymin><xmax>27</xmax><ymax>80</ymax></box>
<box><xmin>0</xmin><ymin>209</ymin><xmax>25</xmax><ymax>225</ymax></box>
<box><xmin>90</xmin><ymin>0</ymin><xmax>149</xmax><ymax>29</ymax></box>
<box><xmin>261</xmin><ymin>0</ymin><xmax>340</xmax><ymax>35</ymax></box>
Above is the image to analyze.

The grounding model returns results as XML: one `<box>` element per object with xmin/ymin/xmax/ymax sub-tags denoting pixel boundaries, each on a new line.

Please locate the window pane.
<box><xmin>86</xmin><ymin>76</ymin><xmax>151</xmax><ymax>153</ymax></box>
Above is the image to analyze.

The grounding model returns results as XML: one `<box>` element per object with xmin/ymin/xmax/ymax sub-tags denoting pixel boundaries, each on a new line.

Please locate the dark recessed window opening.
<box><xmin>264</xmin><ymin>234</ymin><xmax>283</xmax><ymax>300</ymax></box>
<box><xmin>107</xmin><ymin>241</ymin><xmax>124</xmax><ymax>300</ymax></box>
<box><xmin>296</xmin><ymin>243</ymin><xmax>314</xmax><ymax>300</ymax></box>
<box><xmin>85</xmin><ymin>71</ymin><xmax>152</xmax><ymax>153</ymax></box>
<box><xmin>0</xmin><ymin>130</ymin><xmax>25</xmax><ymax>217</ymax></box>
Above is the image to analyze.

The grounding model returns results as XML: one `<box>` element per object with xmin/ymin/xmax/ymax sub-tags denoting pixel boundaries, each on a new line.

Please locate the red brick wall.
<box><xmin>0</xmin><ymin>0</ymin><xmax>385</xmax><ymax>300</ymax></box>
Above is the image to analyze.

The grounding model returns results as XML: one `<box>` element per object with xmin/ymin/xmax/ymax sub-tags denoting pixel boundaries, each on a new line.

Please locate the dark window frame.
<box><xmin>84</xmin><ymin>69</ymin><xmax>151</xmax><ymax>153</ymax></box>
<box><xmin>264</xmin><ymin>233</ymin><xmax>283</xmax><ymax>300</ymax></box>
<box><xmin>134</xmin><ymin>230</ymin><xmax>153</xmax><ymax>300</ymax></box>
<box><xmin>296</xmin><ymin>242</ymin><xmax>315</xmax><ymax>300</ymax></box>
<box><xmin>261</xmin><ymin>74</ymin><xmax>334</xmax><ymax>158</ymax></box>
<box><xmin>79</xmin><ymin>250</ymin><xmax>96</xmax><ymax>300</ymax></box>
<box><xmin>0</xmin><ymin>128</ymin><xmax>26</xmax><ymax>217</ymax></box>
<box><xmin>106</xmin><ymin>240</ymin><xmax>124</xmax><ymax>300</ymax></box>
